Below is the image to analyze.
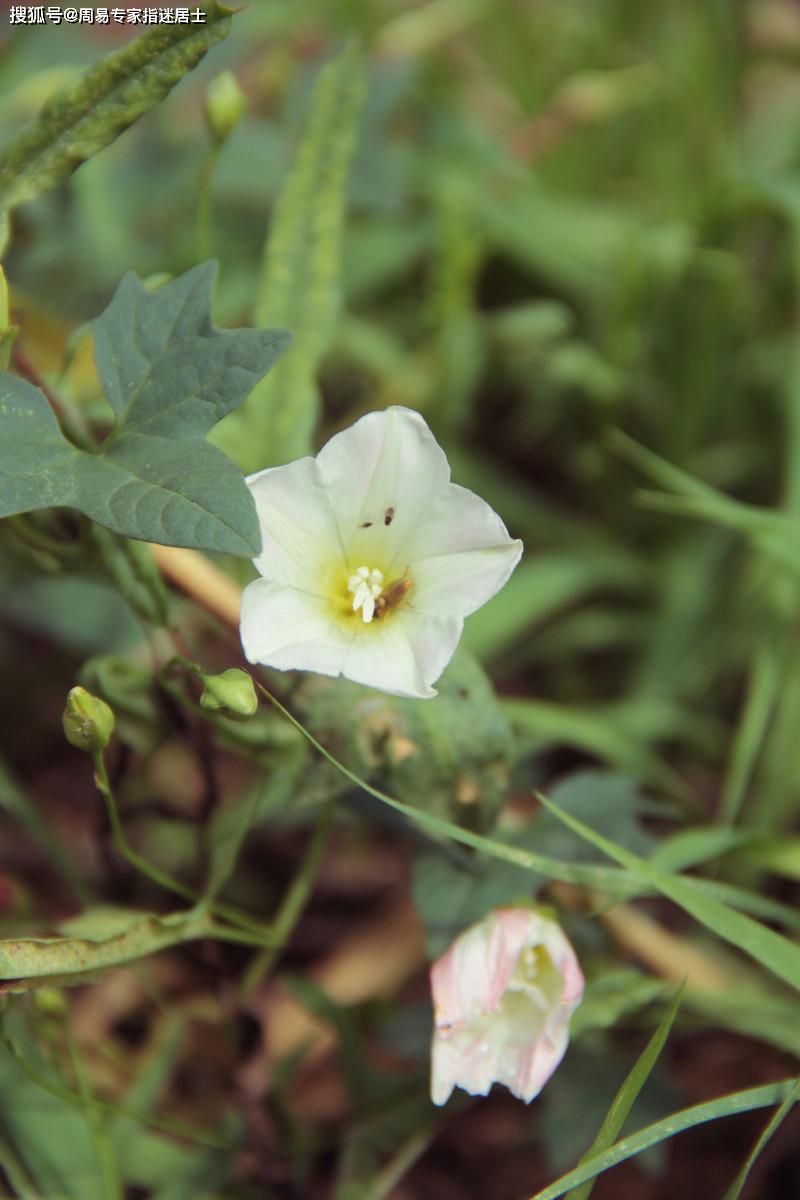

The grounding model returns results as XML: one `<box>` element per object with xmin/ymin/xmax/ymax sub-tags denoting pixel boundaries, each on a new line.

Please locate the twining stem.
<box><xmin>89</xmin><ymin>750</ymin><xmax>269</xmax><ymax>939</ymax></box>
<box><xmin>239</xmin><ymin>798</ymin><xmax>334</xmax><ymax>999</ymax></box>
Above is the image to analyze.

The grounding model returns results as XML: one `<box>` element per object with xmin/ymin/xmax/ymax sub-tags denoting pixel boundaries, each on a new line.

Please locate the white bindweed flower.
<box><xmin>429</xmin><ymin>907</ymin><xmax>584</xmax><ymax>1106</ymax></box>
<box><xmin>240</xmin><ymin>407</ymin><xmax>522</xmax><ymax>699</ymax></box>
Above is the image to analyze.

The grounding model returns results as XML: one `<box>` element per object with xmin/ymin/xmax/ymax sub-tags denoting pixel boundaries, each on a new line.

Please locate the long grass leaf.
<box><xmin>565</xmin><ymin>984</ymin><xmax>684</xmax><ymax>1200</ymax></box>
<box><xmin>530</xmin><ymin>1078</ymin><xmax>799</xmax><ymax>1200</ymax></box>
<box><xmin>537</xmin><ymin>794</ymin><xmax>800</xmax><ymax>991</ymax></box>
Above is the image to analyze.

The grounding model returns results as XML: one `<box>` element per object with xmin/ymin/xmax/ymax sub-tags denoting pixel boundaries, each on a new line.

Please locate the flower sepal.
<box><xmin>199</xmin><ymin>668</ymin><xmax>258</xmax><ymax>721</ymax></box>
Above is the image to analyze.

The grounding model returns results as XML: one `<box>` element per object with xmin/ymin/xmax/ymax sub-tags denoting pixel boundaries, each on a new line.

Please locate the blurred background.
<box><xmin>1</xmin><ymin>1</ymin><xmax>800</xmax><ymax>1197</ymax></box>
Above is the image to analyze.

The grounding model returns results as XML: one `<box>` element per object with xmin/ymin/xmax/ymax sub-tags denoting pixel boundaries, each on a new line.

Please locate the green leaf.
<box><xmin>213</xmin><ymin>41</ymin><xmax>366</xmax><ymax>471</ymax></box>
<box><xmin>0</xmin><ymin>1008</ymin><xmax>115</xmax><ymax>1200</ymax></box>
<box><xmin>565</xmin><ymin>984</ymin><xmax>683</xmax><ymax>1200</ymax></box>
<box><xmin>0</xmin><ymin>3</ymin><xmax>233</xmax><ymax>225</ymax></box>
<box><xmin>412</xmin><ymin>851</ymin><xmax>537</xmax><ymax>959</ymax></box>
<box><xmin>529</xmin><ymin>1078</ymin><xmax>799</xmax><ymax>1200</ymax></box>
<box><xmin>0</xmin><ymin>908</ymin><xmax>217</xmax><ymax>993</ymax></box>
<box><xmin>537</xmin><ymin>792</ymin><xmax>800</xmax><ymax>992</ymax></box>
<box><xmin>0</xmin><ymin>264</ymin><xmax>289</xmax><ymax>555</ymax></box>
<box><xmin>535</xmin><ymin>771</ymin><xmax>657</xmax><ymax>863</ymax></box>
<box><xmin>91</xmin><ymin>264</ymin><xmax>286</xmax><ymax>437</ymax></box>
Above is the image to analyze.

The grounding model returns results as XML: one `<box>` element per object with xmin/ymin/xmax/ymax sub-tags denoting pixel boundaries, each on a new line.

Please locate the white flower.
<box><xmin>429</xmin><ymin>907</ymin><xmax>584</xmax><ymax>1106</ymax></box>
<box><xmin>240</xmin><ymin>407</ymin><xmax>522</xmax><ymax>699</ymax></box>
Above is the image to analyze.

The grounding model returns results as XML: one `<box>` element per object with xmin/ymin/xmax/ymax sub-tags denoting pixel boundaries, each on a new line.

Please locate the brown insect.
<box><xmin>374</xmin><ymin>576</ymin><xmax>411</xmax><ymax>617</ymax></box>
<box><xmin>358</xmin><ymin>520</ymin><xmax>373</xmax><ymax>528</ymax></box>
<box><xmin>384</xmin><ymin>506</ymin><xmax>395</xmax><ymax>526</ymax></box>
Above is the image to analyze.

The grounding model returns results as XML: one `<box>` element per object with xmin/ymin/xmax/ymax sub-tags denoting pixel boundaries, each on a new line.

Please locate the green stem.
<box><xmin>66</xmin><ymin>1029</ymin><xmax>122</xmax><ymax>1200</ymax></box>
<box><xmin>196</xmin><ymin>145</ymin><xmax>220</xmax><ymax>261</ymax></box>
<box><xmin>254</xmin><ymin>682</ymin><xmax>800</xmax><ymax>935</ymax></box>
<box><xmin>240</xmin><ymin>798</ymin><xmax>333</xmax><ymax>998</ymax></box>
<box><xmin>90</xmin><ymin>750</ymin><xmax>270</xmax><ymax>939</ymax></box>
<box><xmin>92</xmin><ymin>751</ymin><xmax>194</xmax><ymax>901</ymax></box>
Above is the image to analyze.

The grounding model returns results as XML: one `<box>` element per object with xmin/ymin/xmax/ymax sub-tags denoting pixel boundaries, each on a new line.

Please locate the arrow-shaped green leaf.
<box><xmin>0</xmin><ymin>263</ymin><xmax>289</xmax><ymax>555</ymax></box>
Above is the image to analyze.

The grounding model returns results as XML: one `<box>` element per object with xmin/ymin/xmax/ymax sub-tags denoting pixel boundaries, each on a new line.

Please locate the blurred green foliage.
<box><xmin>2</xmin><ymin>1</ymin><xmax>800</xmax><ymax>1196</ymax></box>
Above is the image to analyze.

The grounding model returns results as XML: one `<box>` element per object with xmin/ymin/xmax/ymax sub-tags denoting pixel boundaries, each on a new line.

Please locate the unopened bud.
<box><xmin>0</xmin><ymin>266</ymin><xmax>18</xmax><ymax>370</ymax></box>
<box><xmin>204</xmin><ymin>70</ymin><xmax>245</xmax><ymax>145</ymax></box>
<box><xmin>199</xmin><ymin>668</ymin><xmax>257</xmax><ymax>720</ymax></box>
<box><xmin>63</xmin><ymin>686</ymin><xmax>115</xmax><ymax>752</ymax></box>
<box><xmin>34</xmin><ymin>987</ymin><xmax>68</xmax><ymax>1016</ymax></box>
<box><xmin>0</xmin><ymin>266</ymin><xmax>8</xmax><ymax>331</ymax></box>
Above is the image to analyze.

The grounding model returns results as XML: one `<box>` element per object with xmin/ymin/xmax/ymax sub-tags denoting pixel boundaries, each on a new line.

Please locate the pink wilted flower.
<box><xmin>429</xmin><ymin>907</ymin><xmax>584</xmax><ymax>1106</ymax></box>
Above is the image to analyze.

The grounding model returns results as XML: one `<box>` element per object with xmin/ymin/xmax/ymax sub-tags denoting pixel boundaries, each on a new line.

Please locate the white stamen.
<box><xmin>348</xmin><ymin>566</ymin><xmax>383</xmax><ymax>624</ymax></box>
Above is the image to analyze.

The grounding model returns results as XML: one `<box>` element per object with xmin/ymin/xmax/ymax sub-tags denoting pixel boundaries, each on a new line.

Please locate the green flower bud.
<box><xmin>33</xmin><ymin>987</ymin><xmax>68</xmax><ymax>1016</ymax></box>
<box><xmin>0</xmin><ymin>266</ymin><xmax>18</xmax><ymax>370</ymax></box>
<box><xmin>63</xmin><ymin>686</ymin><xmax>115</xmax><ymax>753</ymax></box>
<box><xmin>199</xmin><ymin>668</ymin><xmax>258</xmax><ymax>720</ymax></box>
<box><xmin>0</xmin><ymin>266</ymin><xmax>8</xmax><ymax>331</ymax></box>
<box><xmin>204</xmin><ymin>70</ymin><xmax>246</xmax><ymax>145</ymax></box>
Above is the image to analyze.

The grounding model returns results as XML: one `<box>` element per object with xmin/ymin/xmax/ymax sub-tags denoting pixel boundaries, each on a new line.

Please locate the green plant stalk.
<box><xmin>196</xmin><ymin>144</ymin><xmax>221</xmax><ymax>261</ymax></box>
<box><xmin>718</xmin><ymin>643</ymin><xmax>783</xmax><ymax>827</ymax></box>
<box><xmin>89</xmin><ymin>750</ymin><xmax>270</xmax><ymax>939</ymax></box>
<box><xmin>254</xmin><ymin>682</ymin><xmax>800</xmax><ymax>959</ymax></box>
<box><xmin>65</xmin><ymin>1029</ymin><xmax>122</xmax><ymax>1200</ymax></box>
<box><xmin>240</xmin><ymin>798</ymin><xmax>334</xmax><ymax>998</ymax></box>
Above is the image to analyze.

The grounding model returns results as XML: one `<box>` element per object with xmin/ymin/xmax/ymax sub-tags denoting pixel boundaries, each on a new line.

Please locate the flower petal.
<box><xmin>342</xmin><ymin>610</ymin><xmax>463</xmax><ymax>699</ymax></box>
<box><xmin>429</xmin><ymin>908</ymin><xmax>583</xmax><ymax>1107</ymax></box>
<box><xmin>431</xmin><ymin>909</ymin><xmax>532</xmax><ymax>1026</ymax></box>
<box><xmin>316</xmin><ymin>407</ymin><xmax>450</xmax><ymax>565</ymax></box>
<box><xmin>240</xmin><ymin>577</ymin><xmax>351</xmax><ymax>676</ymax></box>
<box><xmin>246</xmin><ymin>457</ymin><xmax>345</xmax><ymax>594</ymax></box>
<box><xmin>405</xmin><ymin>483</ymin><xmax>522</xmax><ymax>616</ymax></box>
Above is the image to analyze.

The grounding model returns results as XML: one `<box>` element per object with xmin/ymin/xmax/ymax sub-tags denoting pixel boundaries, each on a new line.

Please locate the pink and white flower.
<box><xmin>429</xmin><ymin>907</ymin><xmax>584</xmax><ymax>1106</ymax></box>
<box><xmin>240</xmin><ymin>406</ymin><xmax>522</xmax><ymax>699</ymax></box>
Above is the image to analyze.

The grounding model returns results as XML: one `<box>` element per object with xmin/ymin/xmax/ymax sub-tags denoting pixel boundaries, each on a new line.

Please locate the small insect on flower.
<box><xmin>429</xmin><ymin>907</ymin><xmax>584</xmax><ymax>1106</ymax></box>
<box><xmin>240</xmin><ymin>406</ymin><xmax>522</xmax><ymax>699</ymax></box>
<box><xmin>374</xmin><ymin>574</ymin><xmax>411</xmax><ymax>618</ymax></box>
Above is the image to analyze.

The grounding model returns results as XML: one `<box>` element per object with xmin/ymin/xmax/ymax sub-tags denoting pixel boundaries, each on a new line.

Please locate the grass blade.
<box><xmin>565</xmin><ymin>983</ymin><xmax>684</xmax><ymax>1200</ymax></box>
<box><xmin>530</xmin><ymin>1078</ymin><xmax>799</xmax><ymax>1200</ymax></box>
<box><xmin>536</xmin><ymin>793</ymin><xmax>800</xmax><ymax>992</ymax></box>
<box><xmin>721</xmin><ymin>1078</ymin><xmax>800</xmax><ymax>1200</ymax></box>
